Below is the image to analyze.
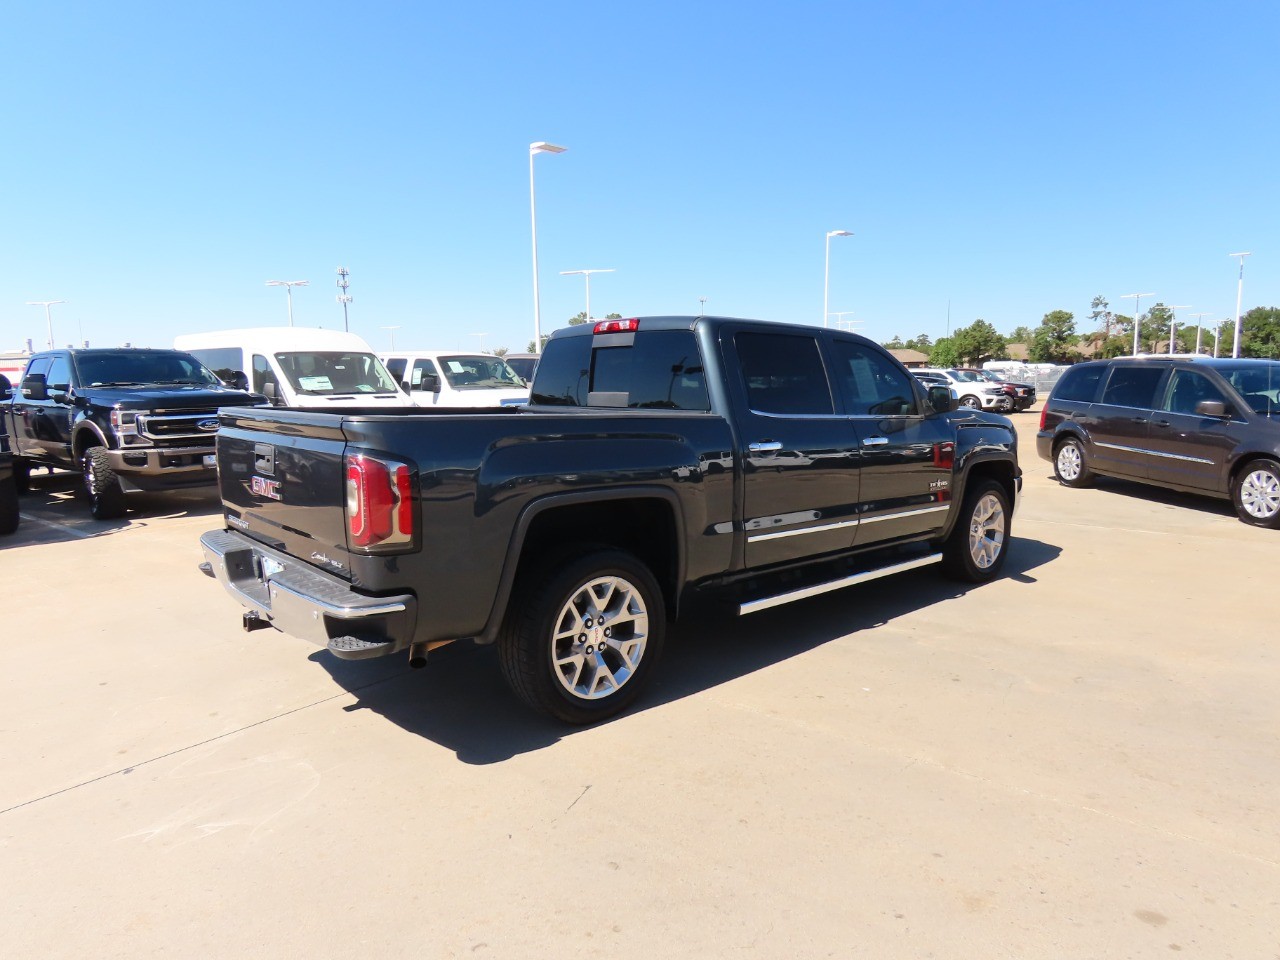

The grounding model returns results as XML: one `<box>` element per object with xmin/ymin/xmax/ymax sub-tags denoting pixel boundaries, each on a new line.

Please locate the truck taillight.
<box><xmin>345</xmin><ymin>454</ymin><xmax>414</xmax><ymax>551</ymax></box>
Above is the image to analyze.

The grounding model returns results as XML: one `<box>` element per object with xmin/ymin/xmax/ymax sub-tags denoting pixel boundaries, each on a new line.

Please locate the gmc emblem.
<box><xmin>251</xmin><ymin>476</ymin><xmax>282</xmax><ymax>501</ymax></box>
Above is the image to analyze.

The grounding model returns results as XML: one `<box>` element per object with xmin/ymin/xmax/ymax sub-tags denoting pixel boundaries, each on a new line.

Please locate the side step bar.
<box><xmin>739</xmin><ymin>553</ymin><xmax>943</xmax><ymax>616</ymax></box>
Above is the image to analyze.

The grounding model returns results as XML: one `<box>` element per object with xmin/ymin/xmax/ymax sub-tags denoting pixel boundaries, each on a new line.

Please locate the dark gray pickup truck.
<box><xmin>200</xmin><ymin>316</ymin><xmax>1022</xmax><ymax>722</ymax></box>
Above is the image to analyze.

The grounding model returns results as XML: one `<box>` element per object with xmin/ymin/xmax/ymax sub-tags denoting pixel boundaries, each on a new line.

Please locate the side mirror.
<box><xmin>262</xmin><ymin>381</ymin><xmax>279</xmax><ymax>404</ymax></box>
<box><xmin>21</xmin><ymin>374</ymin><xmax>49</xmax><ymax>402</ymax></box>
<box><xmin>400</xmin><ymin>380</ymin><xmax>411</xmax><ymax>393</ymax></box>
<box><xmin>421</xmin><ymin>373</ymin><xmax>441</xmax><ymax>393</ymax></box>
<box><xmin>928</xmin><ymin>384</ymin><xmax>956</xmax><ymax>414</ymax></box>
<box><xmin>228</xmin><ymin>370</ymin><xmax>250</xmax><ymax>391</ymax></box>
<box><xmin>1195</xmin><ymin>399</ymin><xmax>1227</xmax><ymax>418</ymax></box>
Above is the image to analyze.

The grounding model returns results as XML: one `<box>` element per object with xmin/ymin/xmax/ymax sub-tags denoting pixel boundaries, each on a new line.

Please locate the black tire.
<box><xmin>1053</xmin><ymin>436</ymin><xmax>1094</xmax><ymax>488</ymax></box>
<box><xmin>82</xmin><ymin>446</ymin><xmax>127</xmax><ymax>520</ymax></box>
<box><xmin>12</xmin><ymin>457</ymin><xmax>30</xmax><ymax>495</ymax></box>
<box><xmin>941</xmin><ymin>479</ymin><xmax>1011</xmax><ymax>583</ymax></box>
<box><xmin>1231</xmin><ymin>459</ymin><xmax>1280</xmax><ymax>529</ymax></box>
<box><xmin>0</xmin><ymin>471</ymin><xmax>18</xmax><ymax>535</ymax></box>
<box><xmin>498</xmin><ymin>549</ymin><xmax>666</xmax><ymax>724</ymax></box>
<box><xmin>960</xmin><ymin>395</ymin><xmax>981</xmax><ymax>409</ymax></box>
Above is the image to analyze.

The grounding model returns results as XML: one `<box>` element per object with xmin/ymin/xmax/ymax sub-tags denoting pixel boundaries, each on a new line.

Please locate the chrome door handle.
<box><xmin>748</xmin><ymin>441</ymin><xmax>782</xmax><ymax>453</ymax></box>
<box><xmin>861</xmin><ymin>437</ymin><xmax>889</xmax><ymax>447</ymax></box>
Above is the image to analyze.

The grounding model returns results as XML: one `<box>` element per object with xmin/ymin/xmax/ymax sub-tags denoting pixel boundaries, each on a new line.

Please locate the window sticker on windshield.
<box><xmin>299</xmin><ymin>376</ymin><xmax>333</xmax><ymax>391</ymax></box>
<box><xmin>411</xmin><ymin>369</ymin><xmax>423</xmax><ymax>385</ymax></box>
<box><xmin>447</xmin><ymin>361</ymin><xmax>466</xmax><ymax>373</ymax></box>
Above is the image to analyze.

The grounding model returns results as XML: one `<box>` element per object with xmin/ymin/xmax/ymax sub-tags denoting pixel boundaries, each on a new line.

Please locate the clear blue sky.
<box><xmin>3</xmin><ymin>1</ymin><xmax>1277</xmax><ymax>355</ymax></box>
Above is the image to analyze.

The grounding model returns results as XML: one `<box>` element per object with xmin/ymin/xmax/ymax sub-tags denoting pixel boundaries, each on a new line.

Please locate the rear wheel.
<box><xmin>1232</xmin><ymin>459</ymin><xmax>1280</xmax><ymax>528</ymax></box>
<box><xmin>1054</xmin><ymin>437</ymin><xmax>1093</xmax><ymax>488</ymax></box>
<box><xmin>942</xmin><ymin>480</ymin><xmax>1010</xmax><ymax>583</ymax></box>
<box><xmin>82</xmin><ymin>446</ymin><xmax>127</xmax><ymax>520</ymax></box>
<box><xmin>499</xmin><ymin>549</ymin><xmax>666</xmax><ymax>724</ymax></box>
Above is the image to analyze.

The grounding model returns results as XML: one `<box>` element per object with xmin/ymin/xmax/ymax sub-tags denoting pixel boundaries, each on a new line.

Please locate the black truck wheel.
<box><xmin>82</xmin><ymin>446</ymin><xmax>127</xmax><ymax>520</ymax></box>
<box><xmin>0</xmin><ymin>472</ymin><xmax>18</xmax><ymax>535</ymax></box>
<box><xmin>941</xmin><ymin>479</ymin><xmax>1011</xmax><ymax>583</ymax></box>
<box><xmin>499</xmin><ymin>549</ymin><xmax>666</xmax><ymax>724</ymax></box>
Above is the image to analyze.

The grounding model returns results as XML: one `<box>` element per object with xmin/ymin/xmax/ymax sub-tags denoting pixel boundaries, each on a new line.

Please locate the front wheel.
<box><xmin>1232</xmin><ymin>459</ymin><xmax>1280</xmax><ymax>528</ymax></box>
<box><xmin>941</xmin><ymin>480</ymin><xmax>1011</xmax><ymax>583</ymax></box>
<box><xmin>82</xmin><ymin>446</ymin><xmax>127</xmax><ymax>520</ymax></box>
<box><xmin>499</xmin><ymin>549</ymin><xmax>666</xmax><ymax>724</ymax></box>
<box><xmin>960</xmin><ymin>395</ymin><xmax>981</xmax><ymax>409</ymax></box>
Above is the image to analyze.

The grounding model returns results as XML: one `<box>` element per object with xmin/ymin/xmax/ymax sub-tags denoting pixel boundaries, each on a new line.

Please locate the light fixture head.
<box><xmin>531</xmin><ymin>141</ymin><xmax>567</xmax><ymax>155</ymax></box>
<box><xmin>827</xmin><ymin>230</ymin><xmax>853</xmax><ymax>238</ymax></box>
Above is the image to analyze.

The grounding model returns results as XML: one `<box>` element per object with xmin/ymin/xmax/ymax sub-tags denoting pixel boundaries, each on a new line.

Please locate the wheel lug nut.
<box><xmin>579</xmin><ymin>633</ymin><xmax>587</xmax><ymax>643</ymax></box>
<box><xmin>603</xmin><ymin>627</ymin><xmax>611</xmax><ymax>637</ymax></box>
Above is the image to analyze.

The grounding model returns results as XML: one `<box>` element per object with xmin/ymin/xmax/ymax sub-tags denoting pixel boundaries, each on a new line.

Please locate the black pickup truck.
<box><xmin>0</xmin><ymin>387</ymin><xmax>18</xmax><ymax>536</ymax></box>
<box><xmin>200</xmin><ymin>316</ymin><xmax>1021</xmax><ymax>722</ymax></box>
<box><xmin>5</xmin><ymin>348</ymin><xmax>264</xmax><ymax>519</ymax></box>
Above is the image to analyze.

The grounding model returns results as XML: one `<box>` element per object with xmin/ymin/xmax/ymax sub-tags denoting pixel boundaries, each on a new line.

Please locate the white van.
<box><xmin>174</xmin><ymin>329</ymin><xmax>409</xmax><ymax>408</ymax></box>
<box><xmin>382</xmin><ymin>351</ymin><xmax>529</xmax><ymax>407</ymax></box>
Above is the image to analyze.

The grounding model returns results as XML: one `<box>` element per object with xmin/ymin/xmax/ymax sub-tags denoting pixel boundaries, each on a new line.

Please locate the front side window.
<box><xmin>273</xmin><ymin>351</ymin><xmax>398</xmax><ymax>395</ymax></box>
<box><xmin>22</xmin><ymin>357</ymin><xmax>52</xmax><ymax>389</ymax></box>
<box><xmin>252</xmin><ymin>354</ymin><xmax>276</xmax><ymax>394</ymax></box>
<box><xmin>831</xmin><ymin>340</ymin><xmax>917</xmax><ymax>416</ymax></box>
<box><xmin>410</xmin><ymin>359</ymin><xmax>439</xmax><ymax>388</ymax></box>
<box><xmin>736</xmin><ymin>332</ymin><xmax>833</xmax><ymax>415</ymax></box>
<box><xmin>384</xmin><ymin>358</ymin><xmax>406</xmax><ymax>381</ymax></box>
<box><xmin>46</xmin><ymin>357</ymin><xmax>71</xmax><ymax>391</ymax></box>
<box><xmin>1215</xmin><ymin>362</ymin><xmax>1280</xmax><ymax>415</ymax></box>
<box><xmin>1162</xmin><ymin>370</ymin><xmax>1229</xmax><ymax>416</ymax></box>
<box><xmin>1101</xmin><ymin>365</ymin><xmax>1165</xmax><ymax>409</ymax></box>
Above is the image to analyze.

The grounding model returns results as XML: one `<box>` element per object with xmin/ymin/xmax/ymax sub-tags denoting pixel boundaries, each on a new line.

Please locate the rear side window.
<box><xmin>1101</xmin><ymin>366</ymin><xmax>1165</xmax><ymax>409</ymax></box>
<box><xmin>1053</xmin><ymin>364</ymin><xmax>1105</xmax><ymax>403</ymax></box>
<box><xmin>736</xmin><ymin>332</ymin><xmax>834</xmax><ymax>415</ymax></box>
<box><xmin>531</xmin><ymin>331</ymin><xmax>709</xmax><ymax>410</ymax></box>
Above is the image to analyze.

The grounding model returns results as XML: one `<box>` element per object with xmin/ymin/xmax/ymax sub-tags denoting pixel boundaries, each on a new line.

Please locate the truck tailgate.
<box><xmin>216</xmin><ymin>408</ymin><xmax>354</xmax><ymax>579</ymax></box>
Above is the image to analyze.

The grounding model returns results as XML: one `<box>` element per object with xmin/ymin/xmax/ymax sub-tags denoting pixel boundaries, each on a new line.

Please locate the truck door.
<box><xmin>827</xmin><ymin>338</ymin><xmax>953</xmax><ymax>546</ymax></box>
<box><xmin>723</xmin><ymin>327</ymin><xmax>861</xmax><ymax>569</ymax></box>
<box><xmin>11</xmin><ymin>357</ymin><xmax>52</xmax><ymax>457</ymax></box>
<box><xmin>42</xmin><ymin>355</ymin><xmax>76</xmax><ymax>462</ymax></box>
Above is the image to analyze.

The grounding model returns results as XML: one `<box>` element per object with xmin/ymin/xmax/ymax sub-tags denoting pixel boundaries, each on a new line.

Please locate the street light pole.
<box><xmin>560</xmin><ymin>268</ymin><xmax>615</xmax><ymax>322</ymax></box>
<box><xmin>823</xmin><ymin>230</ymin><xmax>853</xmax><ymax>327</ymax></box>
<box><xmin>1166</xmin><ymin>305</ymin><xmax>1190</xmax><ymax>355</ymax></box>
<box><xmin>472</xmin><ymin>332</ymin><xmax>489</xmax><ymax>353</ymax></box>
<box><xmin>1229</xmin><ymin>252</ymin><xmax>1252</xmax><ymax>358</ymax></box>
<box><xmin>529</xmin><ymin>141</ymin><xmax>567</xmax><ymax>354</ymax></box>
<box><xmin>1121</xmin><ymin>292</ymin><xmax>1155</xmax><ymax>355</ymax></box>
<box><xmin>1188</xmin><ymin>313</ymin><xmax>1210</xmax><ymax>355</ymax></box>
<box><xmin>699</xmin><ymin>297</ymin><xmax>707</xmax><ymax>317</ymax></box>
<box><xmin>266</xmin><ymin>280</ymin><xmax>310</xmax><ymax>326</ymax></box>
<box><xmin>379</xmin><ymin>325</ymin><xmax>401</xmax><ymax>349</ymax></box>
<box><xmin>830</xmin><ymin>311</ymin><xmax>861</xmax><ymax>332</ymax></box>
<box><xmin>26</xmin><ymin>300</ymin><xmax>67</xmax><ymax>349</ymax></box>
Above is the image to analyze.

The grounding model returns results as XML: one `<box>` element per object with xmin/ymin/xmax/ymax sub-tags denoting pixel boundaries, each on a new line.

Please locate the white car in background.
<box><xmin>382</xmin><ymin>351</ymin><xmax>529</xmax><ymax>407</ymax></box>
<box><xmin>916</xmin><ymin>368</ymin><xmax>1012</xmax><ymax>411</ymax></box>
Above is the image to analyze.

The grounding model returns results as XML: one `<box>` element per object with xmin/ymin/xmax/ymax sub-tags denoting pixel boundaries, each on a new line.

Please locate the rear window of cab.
<box><xmin>531</xmin><ymin>330</ymin><xmax>709</xmax><ymax>411</ymax></box>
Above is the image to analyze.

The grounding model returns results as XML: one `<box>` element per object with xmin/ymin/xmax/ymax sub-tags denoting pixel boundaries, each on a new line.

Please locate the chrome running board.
<box><xmin>738</xmin><ymin>553</ymin><xmax>943</xmax><ymax>616</ymax></box>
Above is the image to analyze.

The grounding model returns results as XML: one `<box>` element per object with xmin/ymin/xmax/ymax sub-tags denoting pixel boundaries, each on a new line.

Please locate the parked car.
<box><xmin>503</xmin><ymin>353</ymin><xmax>539</xmax><ymax>384</ymax></box>
<box><xmin>175</xmin><ymin>329</ymin><xmax>408</xmax><ymax>408</ymax></box>
<box><xmin>916</xmin><ymin>368</ymin><xmax>1012</xmax><ymax>412</ymax></box>
<box><xmin>1037</xmin><ymin>356</ymin><xmax>1280</xmax><ymax>527</ymax></box>
<box><xmin>960</xmin><ymin>368</ymin><xmax>1036</xmax><ymax>411</ymax></box>
<box><xmin>4</xmin><ymin>348</ymin><xmax>264</xmax><ymax>519</ymax></box>
<box><xmin>382</xmin><ymin>351</ymin><xmax>529</xmax><ymax>407</ymax></box>
<box><xmin>911</xmin><ymin>371</ymin><xmax>958</xmax><ymax>400</ymax></box>
<box><xmin>200</xmin><ymin>315</ymin><xmax>1021</xmax><ymax>723</ymax></box>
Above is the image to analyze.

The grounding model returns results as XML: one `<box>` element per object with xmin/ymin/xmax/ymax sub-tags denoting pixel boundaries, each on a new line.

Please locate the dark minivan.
<box><xmin>1037</xmin><ymin>357</ymin><xmax>1280</xmax><ymax>527</ymax></box>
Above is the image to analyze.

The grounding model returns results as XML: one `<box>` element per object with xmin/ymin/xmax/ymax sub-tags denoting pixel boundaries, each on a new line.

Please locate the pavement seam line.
<box><xmin>0</xmin><ymin>672</ymin><xmax>409</xmax><ymax>817</ymax></box>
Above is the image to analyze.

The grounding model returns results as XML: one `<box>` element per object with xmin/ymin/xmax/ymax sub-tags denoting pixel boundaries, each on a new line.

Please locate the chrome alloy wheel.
<box><xmin>968</xmin><ymin>493</ymin><xmax>1006</xmax><ymax>569</ymax></box>
<box><xmin>551</xmin><ymin>575</ymin><xmax>649</xmax><ymax>700</ymax></box>
<box><xmin>1240</xmin><ymin>468</ymin><xmax>1280</xmax><ymax>520</ymax></box>
<box><xmin>1056</xmin><ymin>443</ymin><xmax>1082</xmax><ymax>481</ymax></box>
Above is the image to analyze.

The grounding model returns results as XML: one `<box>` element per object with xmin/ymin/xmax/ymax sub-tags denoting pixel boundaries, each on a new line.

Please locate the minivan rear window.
<box><xmin>1053</xmin><ymin>364</ymin><xmax>1105</xmax><ymax>403</ymax></box>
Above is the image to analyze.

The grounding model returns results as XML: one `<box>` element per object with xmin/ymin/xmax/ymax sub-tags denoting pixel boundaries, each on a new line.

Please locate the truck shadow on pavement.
<box><xmin>313</xmin><ymin>536</ymin><xmax>1062</xmax><ymax>765</ymax></box>
<box><xmin>1040</xmin><ymin>468</ymin><xmax>1237</xmax><ymax>521</ymax></box>
<box><xmin>4</xmin><ymin>470</ymin><xmax>221</xmax><ymax>547</ymax></box>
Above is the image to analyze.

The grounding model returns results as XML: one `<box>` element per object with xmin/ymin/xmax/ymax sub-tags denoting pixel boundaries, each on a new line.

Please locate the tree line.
<box><xmin>882</xmin><ymin>297</ymin><xmax>1280</xmax><ymax>366</ymax></box>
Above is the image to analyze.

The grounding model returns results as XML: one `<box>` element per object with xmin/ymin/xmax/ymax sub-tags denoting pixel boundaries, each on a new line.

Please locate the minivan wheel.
<box><xmin>1054</xmin><ymin>437</ymin><xmax>1094</xmax><ymax>488</ymax></box>
<box><xmin>941</xmin><ymin>479</ymin><xmax>1011</xmax><ymax>583</ymax></box>
<box><xmin>499</xmin><ymin>549</ymin><xmax>666</xmax><ymax>724</ymax></box>
<box><xmin>1232</xmin><ymin>459</ymin><xmax>1280</xmax><ymax>528</ymax></box>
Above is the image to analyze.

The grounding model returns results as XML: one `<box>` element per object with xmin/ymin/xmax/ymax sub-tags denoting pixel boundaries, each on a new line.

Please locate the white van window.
<box><xmin>435</xmin><ymin>355</ymin><xmax>524</xmax><ymax>390</ymax></box>
<box><xmin>252</xmin><ymin>354</ymin><xmax>277</xmax><ymax>395</ymax></box>
<box><xmin>274</xmin><ymin>351</ymin><xmax>398</xmax><ymax>396</ymax></box>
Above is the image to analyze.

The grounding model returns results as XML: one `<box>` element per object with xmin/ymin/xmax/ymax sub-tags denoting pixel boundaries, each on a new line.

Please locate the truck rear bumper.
<box><xmin>199</xmin><ymin>528</ymin><xmax>417</xmax><ymax>658</ymax></box>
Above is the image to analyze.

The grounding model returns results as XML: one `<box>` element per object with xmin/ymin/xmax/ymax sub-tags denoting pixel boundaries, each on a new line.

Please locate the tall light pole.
<box><xmin>266</xmin><ymin>280</ymin><xmax>310</xmax><ymax>326</ymax></box>
<box><xmin>472</xmin><ymin>332</ymin><xmax>489</xmax><ymax>353</ymax></box>
<box><xmin>335</xmin><ymin>267</ymin><xmax>352</xmax><ymax>332</ymax></box>
<box><xmin>698</xmin><ymin>297</ymin><xmax>707</xmax><ymax>317</ymax></box>
<box><xmin>1214</xmin><ymin>319</ymin><xmax>1232</xmax><ymax>358</ymax></box>
<box><xmin>1166</xmin><ymin>305</ymin><xmax>1190</xmax><ymax>354</ymax></box>
<box><xmin>1188</xmin><ymin>313</ymin><xmax>1210</xmax><ymax>355</ymax></box>
<box><xmin>379</xmin><ymin>325</ymin><xmax>401</xmax><ymax>349</ymax></box>
<box><xmin>26</xmin><ymin>300</ymin><xmax>66</xmax><ymax>349</ymax></box>
<box><xmin>830</xmin><ymin>311</ymin><xmax>861</xmax><ymax>333</ymax></box>
<box><xmin>823</xmin><ymin>230</ymin><xmax>853</xmax><ymax>327</ymax></box>
<box><xmin>1229</xmin><ymin>252</ymin><xmax>1252</xmax><ymax>358</ymax></box>
<box><xmin>529</xmin><ymin>141</ymin><xmax>567</xmax><ymax>354</ymax></box>
<box><xmin>560</xmin><ymin>268</ymin><xmax>614</xmax><ymax>322</ymax></box>
<box><xmin>1121</xmin><ymin>292</ymin><xmax>1155</xmax><ymax>355</ymax></box>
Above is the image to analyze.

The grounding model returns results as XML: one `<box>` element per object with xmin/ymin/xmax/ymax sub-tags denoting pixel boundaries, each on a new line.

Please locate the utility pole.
<box><xmin>336</xmin><ymin>267</ymin><xmax>352</xmax><ymax>332</ymax></box>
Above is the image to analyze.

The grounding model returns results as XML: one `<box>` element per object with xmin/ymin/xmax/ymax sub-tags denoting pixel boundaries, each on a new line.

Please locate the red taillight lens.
<box><xmin>345</xmin><ymin>454</ymin><xmax>414</xmax><ymax>550</ymax></box>
<box><xmin>1039</xmin><ymin>404</ymin><xmax>1049</xmax><ymax>432</ymax></box>
<box><xmin>593</xmin><ymin>318</ymin><xmax>639</xmax><ymax>335</ymax></box>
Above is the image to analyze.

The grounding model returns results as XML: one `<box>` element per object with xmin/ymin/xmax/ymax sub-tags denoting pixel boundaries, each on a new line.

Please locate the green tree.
<box><xmin>492</xmin><ymin>346</ymin><xmax>509</xmax><ymax>357</ymax></box>
<box><xmin>904</xmin><ymin>333</ymin><xmax>933</xmax><ymax>351</ymax></box>
<box><xmin>883</xmin><ymin>335</ymin><xmax>905</xmax><ymax>349</ymax></box>
<box><xmin>1007</xmin><ymin>325</ymin><xmax>1034</xmax><ymax>343</ymax></box>
<box><xmin>1087</xmin><ymin>295</ymin><xmax>1114</xmax><ymax>337</ymax></box>
<box><xmin>1028</xmin><ymin>309</ymin><xmax>1078</xmax><ymax>363</ymax></box>
<box><xmin>1239</xmin><ymin>306</ymin><xmax>1280</xmax><ymax>357</ymax></box>
<box><xmin>950</xmin><ymin>319</ymin><xmax>1007</xmax><ymax>366</ymax></box>
<box><xmin>929</xmin><ymin>338</ymin><xmax>960</xmax><ymax>367</ymax></box>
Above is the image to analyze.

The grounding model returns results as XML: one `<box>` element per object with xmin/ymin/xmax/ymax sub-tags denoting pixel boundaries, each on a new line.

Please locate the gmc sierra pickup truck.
<box><xmin>6</xmin><ymin>348</ymin><xmax>264</xmax><ymax>519</ymax></box>
<box><xmin>199</xmin><ymin>316</ymin><xmax>1021</xmax><ymax>723</ymax></box>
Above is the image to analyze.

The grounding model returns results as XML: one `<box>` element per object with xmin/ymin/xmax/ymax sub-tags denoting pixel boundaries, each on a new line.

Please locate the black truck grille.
<box><xmin>137</xmin><ymin>409</ymin><xmax>223</xmax><ymax>443</ymax></box>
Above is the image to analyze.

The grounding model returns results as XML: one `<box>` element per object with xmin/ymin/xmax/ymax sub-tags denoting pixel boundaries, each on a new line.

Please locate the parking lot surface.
<box><xmin>2</xmin><ymin>412</ymin><xmax>1277</xmax><ymax>958</ymax></box>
